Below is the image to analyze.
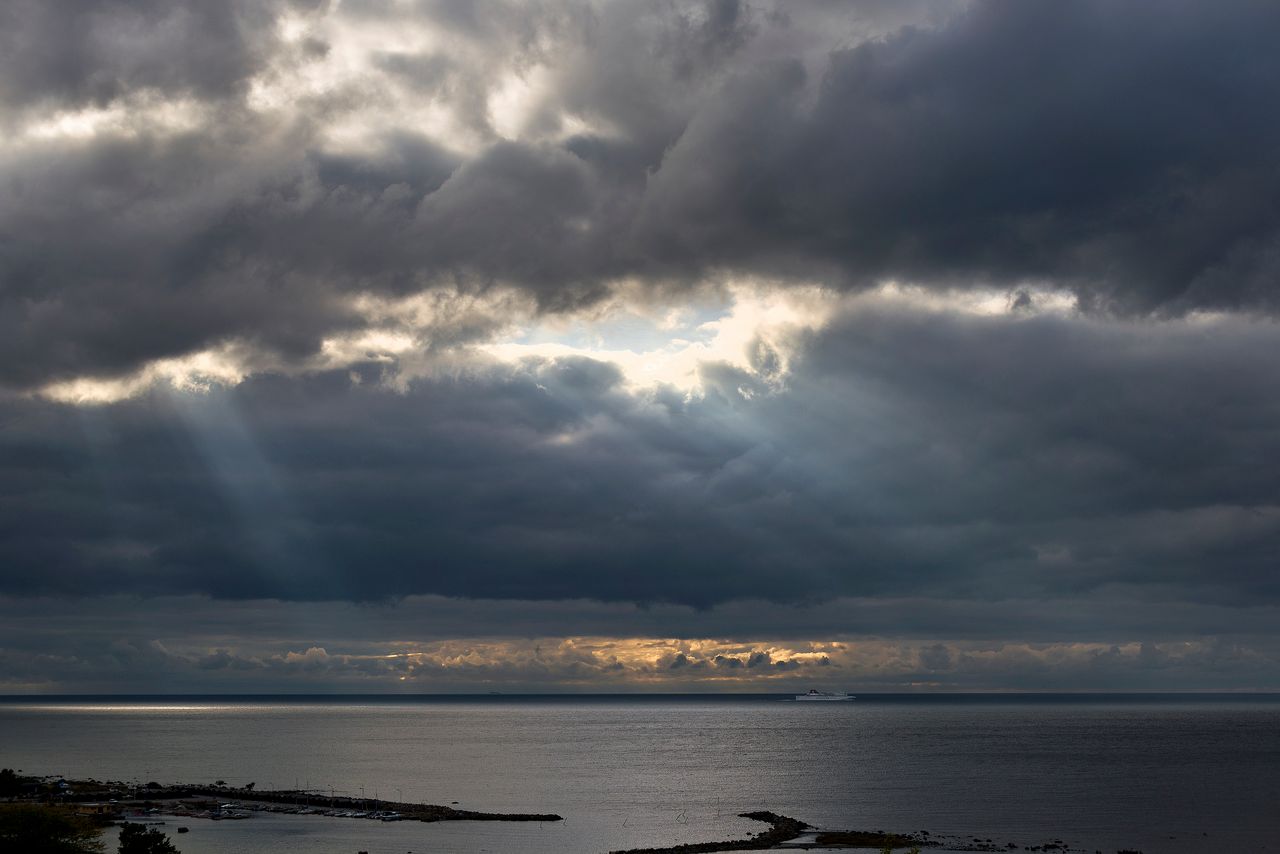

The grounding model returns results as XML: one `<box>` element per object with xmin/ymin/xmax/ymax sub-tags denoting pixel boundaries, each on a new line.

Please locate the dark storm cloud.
<box><xmin>5</xmin><ymin>0</ymin><xmax>1280</xmax><ymax>692</ymax></box>
<box><xmin>634</xmin><ymin>0</ymin><xmax>1280</xmax><ymax>312</ymax></box>
<box><xmin>2</xmin><ymin>305</ymin><xmax>1278</xmax><ymax>612</ymax></box>
<box><xmin>0</xmin><ymin>0</ymin><xmax>285</xmax><ymax>113</ymax></box>
<box><xmin>6</xmin><ymin>1</ymin><xmax>1280</xmax><ymax>389</ymax></box>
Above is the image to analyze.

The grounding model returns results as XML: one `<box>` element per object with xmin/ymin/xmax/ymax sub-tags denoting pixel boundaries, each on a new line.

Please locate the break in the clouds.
<box><xmin>3</xmin><ymin>1</ymin><xmax>1280</xmax><ymax>691</ymax></box>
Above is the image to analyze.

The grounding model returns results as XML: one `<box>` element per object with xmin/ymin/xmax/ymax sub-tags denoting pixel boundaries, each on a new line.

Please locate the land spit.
<box><xmin>604</xmin><ymin>811</ymin><xmax>931</xmax><ymax>853</ymax></box>
<box><xmin>606</xmin><ymin>811</ymin><xmax>1096</xmax><ymax>853</ymax></box>
<box><xmin>175</xmin><ymin>785</ymin><xmax>562</xmax><ymax>823</ymax></box>
<box><xmin>608</xmin><ymin>811</ymin><xmax>813</xmax><ymax>853</ymax></box>
<box><xmin>18</xmin><ymin>776</ymin><xmax>561</xmax><ymax>824</ymax></box>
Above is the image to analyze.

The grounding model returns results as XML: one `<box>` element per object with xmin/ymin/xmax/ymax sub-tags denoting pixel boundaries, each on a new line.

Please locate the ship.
<box><xmin>794</xmin><ymin>689</ymin><xmax>854</xmax><ymax>701</ymax></box>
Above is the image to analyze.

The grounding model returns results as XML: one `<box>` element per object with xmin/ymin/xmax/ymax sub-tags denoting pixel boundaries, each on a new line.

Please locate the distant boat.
<box><xmin>795</xmin><ymin>689</ymin><xmax>853</xmax><ymax>701</ymax></box>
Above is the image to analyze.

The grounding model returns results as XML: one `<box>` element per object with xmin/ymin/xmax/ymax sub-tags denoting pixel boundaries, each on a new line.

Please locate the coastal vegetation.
<box><xmin>0</xmin><ymin>803</ymin><xmax>104</xmax><ymax>853</ymax></box>
<box><xmin>117</xmin><ymin>823</ymin><xmax>179</xmax><ymax>854</ymax></box>
<box><xmin>0</xmin><ymin>803</ymin><xmax>181</xmax><ymax>854</ymax></box>
<box><xmin>0</xmin><ymin>768</ymin><xmax>23</xmax><ymax>797</ymax></box>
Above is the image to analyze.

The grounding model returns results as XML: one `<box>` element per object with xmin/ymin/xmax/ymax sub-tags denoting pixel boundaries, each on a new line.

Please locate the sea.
<box><xmin>1</xmin><ymin>694</ymin><xmax>1277</xmax><ymax>854</ymax></box>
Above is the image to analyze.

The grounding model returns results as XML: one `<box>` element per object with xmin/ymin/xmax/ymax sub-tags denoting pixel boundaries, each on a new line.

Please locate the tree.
<box><xmin>117</xmin><ymin>823</ymin><xmax>179</xmax><ymax>854</ymax></box>
<box><xmin>0</xmin><ymin>768</ymin><xmax>22</xmax><ymax>797</ymax></box>
<box><xmin>0</xmin><ymin>804</ymin><xmax>104</xmax><ymax>853</ymax></box>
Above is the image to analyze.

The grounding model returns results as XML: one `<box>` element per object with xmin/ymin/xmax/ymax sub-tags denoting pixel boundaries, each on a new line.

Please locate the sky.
<box><xmin>2</xmin><ymin>0</ymin><xmax>1280</xmax><ymax>693</ymax></box>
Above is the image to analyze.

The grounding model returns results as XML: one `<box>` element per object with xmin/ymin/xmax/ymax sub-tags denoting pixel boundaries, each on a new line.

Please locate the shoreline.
<box><xmin>3</xmin><ymin>774</ymin><xmax>1129</xmax><ymax>853</ymax></box>
<box><xmin>172</xmin><ymin>785</ymin><xmax>563</xmax><ymax>823</ymax></box>
<box><xmin>608</xmin><ymin>811</ymin><xmax>815</xmax><ymax>853</ymax></box>
<box><xmin>6</xmin><ymin>774</ymin><xmax>561</xmax><ymax>824</ymax></box>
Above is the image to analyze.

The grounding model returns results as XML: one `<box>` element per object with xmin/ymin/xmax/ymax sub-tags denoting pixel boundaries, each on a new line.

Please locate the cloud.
<box><xmin>3</xmin><ymin>590</ymin><xmax>1279</xmax><ymax>690</ymax></box>
<box><xmin>0</xmin><ymin>1</ymin><xmax>285</xmax><ymax>114</ymax></box>
<box><xmin>634</xmin><ymin>1</ymin><xmax>1280</xmax><ymax>313</ymax></box>
<box><xmin>5</xmin><ymin>1</ymin><xmax>1280</xmax><ymax>692</ymax></box>
<box><xmin>2</xmin><ymin>296</ymin><xmax>1279</xmax><ymax>616</ymax></box>
<box><xmin>5</xmin><ymin>1</ymin><xmax>1280</xmax><ymax>393</ymax></box>
<box><xmin>3</xmin><ymin>601</ymin><xmax>1278</xmax><ymax>692</ymax></box>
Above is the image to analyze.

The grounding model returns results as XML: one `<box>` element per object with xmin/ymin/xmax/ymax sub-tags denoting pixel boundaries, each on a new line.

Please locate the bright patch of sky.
<box><xmin>482</xmin><ymin>284</ymin><xmax>839</xmax><ymax>395</ymax></box>
<box><xmin>33</xmin><ymin>283</ymin><xmax>1081</xmax><ymax>406</ymax></box>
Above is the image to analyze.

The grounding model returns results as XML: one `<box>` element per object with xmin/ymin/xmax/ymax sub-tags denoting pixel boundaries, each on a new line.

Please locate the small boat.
<box><xmin>795</xmin><ymin>689</ymin><xmax>854</xmax><ymax>701</ymax></box>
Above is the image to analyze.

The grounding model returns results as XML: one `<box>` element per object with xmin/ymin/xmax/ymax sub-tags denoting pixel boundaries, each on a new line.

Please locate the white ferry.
<box><xmin>795</xmin><ymin>689</ymin><xmax>854</xmax><ymax>701</ymax></box>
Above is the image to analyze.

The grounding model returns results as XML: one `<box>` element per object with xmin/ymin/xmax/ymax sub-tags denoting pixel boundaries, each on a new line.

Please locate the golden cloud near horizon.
<box><xmin>149</xmin><ymin>636</ymin><xmax>1244</xmax><ymax>689</ymax></box>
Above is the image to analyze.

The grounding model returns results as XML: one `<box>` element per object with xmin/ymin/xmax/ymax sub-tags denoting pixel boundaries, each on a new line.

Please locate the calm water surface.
<box><xmin>2</xmin><ymin>695</ymin><xmax>1277</xmax><ymax>853</ymax></box>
